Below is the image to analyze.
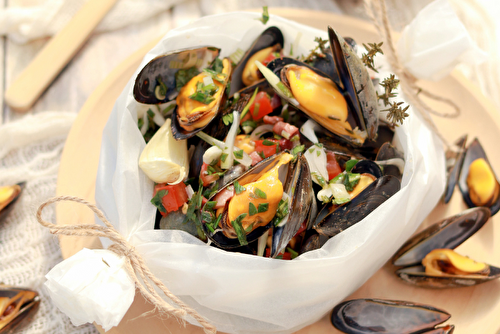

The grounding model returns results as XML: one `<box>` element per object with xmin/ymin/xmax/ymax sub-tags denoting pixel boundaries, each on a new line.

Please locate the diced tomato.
<box><xmin>265</xmin><ymin>248</ymin><xmax>291</xmax><ymax>260</ymax></box>
<box><xmin>249</xmin><ymin>92</ymin><xmax>273</xmax><ymax>120</ymax></box>
<box><xmin>200</xmin><ymin>163</ymin><xmax>219</xmax><ymax>187</ymax></box>
<box><xmin>326</xmin><ymin>151</ymin><xmax>342</xmax><ymax>180</ymax></box>
<box><xmin>254</xmin><ymin>139</ymin><xmax>279</xmax><ymax>158</ymax></box>
<box><xmin>270</xmin><ymin>94</ymin><xmax>281</xmax><ymax>110</ymax></box>
<box><xmin>153</xmin><ymin>183</ymin><xmax>189</xmax><ymax>215</ymax></box>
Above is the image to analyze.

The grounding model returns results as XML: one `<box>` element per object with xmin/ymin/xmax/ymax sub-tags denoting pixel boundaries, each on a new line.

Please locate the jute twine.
<box><xmin>363</xmin><ymin>0</ymin><xmax>462</xmax><ymax>148</ymax></box>
<box><xmin>36</xmin><ymin>195</ymin><xmax>217</xmax><ymax>334</ymax></box>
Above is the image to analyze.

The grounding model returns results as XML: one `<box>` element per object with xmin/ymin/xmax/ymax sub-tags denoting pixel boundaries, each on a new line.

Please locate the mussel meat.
<box><xmin>0</xmin><ymin>285</ymin><xmax>40</xmax><ymax>333</ymax></box>
<box><xmin>331</xmin><ymin>299</ymin><xmax>454</xmax><ymax>334</ymax></box>
<box><xmin>458</xmin><ymin>138</ymin><xmax>500</xmax><ymax>216</ymax></box>
<box><xmin>0</xmin><ymin>183</ymin><xmax>25</xmax><ymax>224</ymax></box>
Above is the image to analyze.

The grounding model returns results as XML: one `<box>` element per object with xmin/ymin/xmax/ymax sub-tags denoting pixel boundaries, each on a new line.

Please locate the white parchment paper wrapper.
<box><xmin>397</xmin><ymin>0</ymin><xmax>487</xmax><ymax>81</ymax></box>
<box><xmin>91</xmin><ymin>12</ymin><xmax>445</xmax><ymax>334</ymax></box>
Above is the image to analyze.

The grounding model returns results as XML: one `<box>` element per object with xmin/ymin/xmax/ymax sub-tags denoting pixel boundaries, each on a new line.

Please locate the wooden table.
<box><xmin>55</xmin><ymin>8</ymin><xmax>500</xmax><ymax>334</ymax></box>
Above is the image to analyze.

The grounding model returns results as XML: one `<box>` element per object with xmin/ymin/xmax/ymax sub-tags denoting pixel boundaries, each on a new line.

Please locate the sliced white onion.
<box><xmin>221</xmin><ymin>111</ymin><xmax>240</xmax><ymax>169</ymax></box>
<box><xmin>242</xmin><ymin>126</ymin><xmax>254</xmax><ymax>134</ymax></box>
<box><xmin>300</xmin><ymin>119</ymin><xmax>320</xmax><ymax>144</ymax></box>
<box><xmin>203</xmin><ymin>75</ymin><xmax>214</xmax><ymax>87</ymax></box>
<box><xmin>196</xmin><ymin>131</ymin><xmax>252</xmax><ymax>167</ymax></box>
<box><xmin>150</xmin><ymin>107</ymin><xmax>166</xmax><ymax>127</ymax></box>
<box><xmin>185</xmin><ymin>185</ymin><xmax>195</xmax><ymax>199</ymax></box>
<box><xmin>203</xmin><ymin>146</ymin><xmax>223</xmax><ymax>165</ymax></box>
<box><xmin>250</xmin><ymin>124</ymin><xmax>274</xmax><ymax>140</ymax></box>
<box><xmin>140</xmin><ymin>113</ymin><xmax>149</xmax><ymax>135</ymax></box>
<box><xmin>276</xmin><ymin>192</ymin><xmax>291</xmax><ymax>228</ymax></box>
<box><xmin>317</xmin><ymin>187</ymin><xmax>333</xmax><ymax>203</ymax></box>
<box><xmin>255</xmin><ymin>60</ymin><xmax>299</xmax><ymax>105</ymax></box>
<box><xmin>303</xmin><ymin>145</ymin><xmax>328</xmax><ymax>186</ymax></box>
<box><xmin>330</xmin><ymin>183</ymin><xmax>351</xmax><ymax>201</ymax></box>
<box><xmin>257</xmin><ymin>230</ymin><xmax>269</xmax><ymax>257</ymax></box>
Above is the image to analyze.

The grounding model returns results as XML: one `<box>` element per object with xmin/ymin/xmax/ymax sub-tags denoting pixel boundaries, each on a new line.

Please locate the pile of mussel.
<box><xmin>133</xmin><ymin>24</ymin><xmax>406</xmax><ymax>258</ymax></box>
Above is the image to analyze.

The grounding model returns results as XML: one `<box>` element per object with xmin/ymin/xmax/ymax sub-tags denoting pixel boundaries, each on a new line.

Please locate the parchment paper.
<box><xmin>95</xmin><ymin>12</ymin><xmax>446</xmax><ymax>334</ymax></box>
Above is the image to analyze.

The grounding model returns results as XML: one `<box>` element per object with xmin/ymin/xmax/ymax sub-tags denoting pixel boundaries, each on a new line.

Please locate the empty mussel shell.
<box><xmin>314</xmin><ymin>175</ymin><xmax>401</xmax><ymax>237</ymax></box>
<box><xmin>0</xmin><ymin>182</ymin><xmax>25</xmax><ymax>224</ymax></box>
<box><xmin>442</xmin><ymin>134</ymin><xmax>467</xmax><ymax>204</ymax></box>
<box><xmin>0</xmin><ymin>285</ymin><xmax>40</xmax><ymax>333</ymax></box>
<box><xmin>392</xmin><ymin>207</ymin><xmax>491</xmax><ymax>267</ymax></box>
<box><xmin>229</xmin><ymin>26</ymin><xmax>284</xmax><ymax>95</ymax></box>
<box><xmin>331</xmin><ymin>299</ymin><xmax>453</xmax><ymax>334</ymax></box>
<box><xmin>458</xmin><ymin>138</ymin><xmax>500</xmax><ymax>216</ymax></box>
<box><xmin>375</xmin><ymin>142</ymin><xmax>405</xmax><ymax>180</ymax></box>
<box><xmin>133</xmin><ymin>46</ymin><xmax>220</xmax><ymax>104</ymax></box>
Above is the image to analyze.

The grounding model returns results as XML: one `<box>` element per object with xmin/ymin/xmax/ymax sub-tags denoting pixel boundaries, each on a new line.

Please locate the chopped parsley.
<box><xmin>233</xmin><ymin>149</ymin><xmax>244</xmax><ymax>159</ymax></box>
<box><xmin>249</xmin><ymin>202</ymin><xmax>258</xmax><ymax>216</ymax></box>
<box><xmin>345</xmin><ymin>159</ymin><xmax>359</xmax><ymax>172</ymax></box>
<box><xmin>222</xmin><ymin>113</ymin><xmax>234</xmax><ymax>125</ymax></box>
<box><xmin>234</xmin><ymin>181</ymin><xmax>246</xmax><ymax>195</ymax></box>
<box><xmin>151</xmin><ymin>190</ymin><xmax>167</xmax><ymax>214</ymax></box>
<box><xmin>231</xmin><ymin>213</ymin><xmax>248</xmax><ymax>246</ymax></box>
<box><xmin>272</xmin><ymin>198</ymin><xmax>289</xmax><ymax>227</ymax></box>
<box><xmin>263</xmin><ymin>139</ymin><xmax>276</xmax><ymax>146</ymax></box>
<box><xmin>254</xmin><ymin>188</ymin><xmax>267</xmax><ymax>199</ymax></box>
<box><xmin>258</xmin><ymin>203</ymin><xmax>268</xmax><ymax>213</ymax></box>
<box><xmin>175</xmin><ymin>67</ymin><xmax>200</xmax><ymax>91</ymax></box>
<box><xmin>203</xmin><ymin>68</ymin><xmax>226</xmax><ymax>83</ymax></box>
<box><xmin>189</xmin><ymin>91</ymin><xmax>216</xmax><ymax>105</ymax></box>
<box><xmin>343</xmin><ymin>172</ymin><xmax>360</xmax><ymax>192</ymax></box>
<box><xmin>220</xmin><ymin>153</ymin><xmax>228</xmax><ymax>163</ymax></box>
<box><xmin>257</xmin><ymin>151</ymin><xmax>266</xmax><ymax>159</ymax></box>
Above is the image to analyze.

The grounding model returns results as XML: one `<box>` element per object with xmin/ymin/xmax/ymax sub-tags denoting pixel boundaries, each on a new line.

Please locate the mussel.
<box><xmin>331</xmin><ymin>299</ymin><xmax>454</xmax><ymax>334</ymax></box>
<box><xmin>0</xmin><ymin>183</ymin><xmax>25</xmax><ymax>224</ymax></box>
<box><xmin>133</xmin><ymin>46</ymin><xmax>232</xmax><ymax>140</ymax></box>
<box><xmin>230</xmin><ymin>26</ymin><xmax>284</xmax><ymax>95</ymax></box>
<box><xmin>201</xmin><ymin>151</ymin><xmax>312</xmax><ymax>252</ymax></box>
<box><xmin>0</xmin><ymin>285</ymin><xmax>40</xmax><ymax>333</ymax></box>
<box><xmin>458</xmin><ymin>138</ymin><xmax>500</xmax><ymax>216</ymax></box>
<box><xmin>314</xmin><ymin>172</ymin><xmax>400</xmax><ymax>237</ymax></box>
<box><xmin>442</xmin><ymin>135</ymin><xmax>467</xmax><ymax>204</ymax></box>
<box><xmin>392</xmin><ymin>207</ymin><xmax>500</xmax><ymax>288</ymax></box>
<box><xmin>375</xmin><ymin>142</ymin><xmax>404</xmax><ymax>180</ymax></box>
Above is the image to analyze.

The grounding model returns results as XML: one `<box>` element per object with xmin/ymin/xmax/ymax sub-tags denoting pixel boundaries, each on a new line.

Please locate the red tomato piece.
<box><xmin>249</xmin><ymin>92</ymin><xmax>273</xmax><ymax>120</ymax></box>
<box><xmin>278</xmin><ymin>139</ymin><xmax>293</xmax><ymax>151</ymax></box>
<box><xmin>254</xmin><ymin>139</ymin><xmax>279</xmax><ymax>158</ymax></box>
<box><xmin>262</xmin><ymin>52</ymin><xmax>277</xmax><ymax>66</ymax></box>
<box><xmin>153</xmin><ymin>183</ymin><xmax>188</xmax><ymax>215</ymax></box>
<box><xmin>326</xmin><ymin>151</ymin><xmax>342</xmax><ymax>180</ymax></box>
<box><xmin>270</xmin><ymin>93</ymin><xmax>281</xmax><ymax>110</ymax></box>
<box><xmin>200</xmin><ymin>163</ymin><xmax>219</xmax><ymax>187</ymax></box>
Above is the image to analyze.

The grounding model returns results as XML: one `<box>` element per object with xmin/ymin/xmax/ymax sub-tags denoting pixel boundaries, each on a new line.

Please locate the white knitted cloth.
<box><xmin>0</xmin><ymin>112</ymin><xmax>98</xmax><ymax>334</ymax></box>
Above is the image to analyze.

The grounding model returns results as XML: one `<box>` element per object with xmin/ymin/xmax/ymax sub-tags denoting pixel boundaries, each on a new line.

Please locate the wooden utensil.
<box><xmin>4</xmin><ymin>0</ymin><xmax>118</xmax><ymax>112</ymax></box>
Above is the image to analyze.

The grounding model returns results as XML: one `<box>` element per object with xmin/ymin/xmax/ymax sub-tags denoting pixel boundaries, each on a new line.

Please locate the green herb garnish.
<box><xmin>258</xmin><ymin>151</ymin><xmax>266</xmax><ymax>159</ymax></box>
<box><xmin>231</xmin><ymin>213</ymin><xmax>248</xmax><ymax>246</ymax></box>
<box><xmin>263</xmin><ymin>139</ymin><xmax>276</xmax><ymax>146</ymax></box>
<box><xmin>234</xmin><ymin>181</ymin><xmax>246</xmax><ymax>195</ymax></box>
<box><xmin>189</xmin><ymin>91</ymin><xmax>215</xmax><ymax>105</ymax></box>
<box><xmin>254</xmin><ymin>188</ymin><xmax>267</xmax><ymax>199</ymax></box>
<box><xmin>343</xmin><ymin>172</ymin><xmax>360</xmax><ymax>192</ymax></box>
<box><xmin>249</xmin><ymin>202</ymin><xmax>258</xmax><ymax>216</ymax></box>
<box><xmin>345</xmin><ymin>159</ymin><xmax>359</xmax><ymax>172</ymax></box>
<box><xmin>287</xmin><ymin>247</ymin><xmax>298</xmax><ymax>259</ymax></box>
<box><xmin>151</xmin><ymin>190</ymin><xmax>167</xmax><ymax>214</ymax></box>
<box><xmin>258</xmin><ymin>203</ymin><xmax>268</xmax><ymax>213</ymax></box>
<box><xmin>272</xmin><ymin>198</ymin><xmax>289</xmax><ymax>227</ymax></box>
<box><xmin>175</xmin><ymin>67</ymin><xmax>200</xmax><ymax>91</ymax></box>
<box><xmin>257</xmin><ymin>6</ymin><xmax>269</xmax><ymax>24</ymax></box>
<box><xmin>220</xmin><ymin>153</ymin><xmax>228</xmax><ymax>163</ymax></box>
<box><xmin>203</xmin><ymin>68</ymin><xmax>226</xmax><ymax>83</ymax></box>
<box><xmin>233</xmin><ymin>149</ymin><xmax>244</xmax><ymax>159</ymax></box>
<box><xmin>222</xmin><ymin>113</ymin><xmax>234</xmax><ymax>126</ymax></box>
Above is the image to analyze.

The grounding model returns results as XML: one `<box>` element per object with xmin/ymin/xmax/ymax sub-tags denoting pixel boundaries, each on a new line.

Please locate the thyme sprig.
<box><xmin>383</xmin><ymin>101</ymin><xmax>409</xmax><ymax>125</ymax></box>
<box><xmin>377</xmin><ymin>74</ymin><xmax>400</xmax><ymax>106</ymax></box>
<box><xmin>302</xmin><ymin>37</ymin><xmax>329</xmax><ymax>64</ymax></box>
<box><xmin>361</xmin><ymin>42</ymin><xmax>383</xmax><ymax>73</ymax></box>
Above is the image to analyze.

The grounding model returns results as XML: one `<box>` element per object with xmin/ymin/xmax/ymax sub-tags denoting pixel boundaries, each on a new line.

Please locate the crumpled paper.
<box><xmin>397</xmin><ymin>0</ymin><xmax>488</xmax><ymax>81</ymax></box>
<box><xmin>47</xmin><ymin>12</ymin><xmax>446</xmax><ymax>334</ymax></box>
<box><xmin>45</xmin><ymin>248</ymin><xmax>135</xmax><ymax>331</ymax></box>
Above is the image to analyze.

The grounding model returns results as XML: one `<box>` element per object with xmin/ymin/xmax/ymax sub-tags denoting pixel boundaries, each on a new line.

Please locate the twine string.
<box><xmin>363</xmin><ymin>0</ymin><xmax>462</xmax><ymax>148</ymax></box>
<box><xmin>36</xmin><ymin>195</ymin><xmax>217</xmax><ymax>334</ymax></box>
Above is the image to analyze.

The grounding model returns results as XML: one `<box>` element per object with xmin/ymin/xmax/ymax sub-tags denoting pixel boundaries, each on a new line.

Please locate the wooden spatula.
<box><xmin>5</xmin><ymin>0</ymin><xmax>118</xmax><ymax>112</ymax></box>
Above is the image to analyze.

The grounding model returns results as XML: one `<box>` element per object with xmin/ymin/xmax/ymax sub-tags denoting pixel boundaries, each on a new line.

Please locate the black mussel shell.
<box><xmin>133</xmin><ymin>46</ymin><xmax>220</xmax><ymax>104</ymax></box>
<box><xmin>458</xmin><ymin>138</ymin><xmax>500</xmax><ymax>216</ymax></box>
<box><xmin>0</xmin><ymin>285</ymin><xmax>40</xmax><ymax>332</ymax></box>
<box><xmin>396</xmin><ymin>264</ymin><xmax>500</xmax><ymax>289</ymax></box>
<box><xmin>0</xmin><ymin>182</ymin><xmax>25</xmax><ymax>224</ymax></box>
<box><xmin>299</xmin><ymin>229</ymin><xmax>329</xmax><ymax>254</ymax></box>
<box><xmin>350</xmin><ymin>160</ymin><xmax>383</xmax><ymax>179</ymax></box>
<box><xmin>230</xmin><ymin>26</ymin><xmax>284</xmax><ymax>95</ymax></box>
<box><xmin>271</xmin><ymin>154</ymin><xmax>312</xmax><ymax>257</ymax></box>
<box><xmin>375</xmin><ymin>142</ymin><xmax>404</xmax><ymax>180</ymax></box>
<box><xmin>310</xmin><ymin>52</ymin><xmax>341</xmax><ymax>85</ymax></box>
<box><xmin>443</xmin><ymin>135</ymin><xmax>467</xmax><ymax>204</ymax></box>
<box><xmin>328</xmin><ymin>26</ymin><xmax>378</xmax><ymax>142</ymax></box>
<box><xmin>358</xmin><ymin>122</ymin><xmax>395</xmax><ymax>160</ymax></box>
<box><xmin>392</xmin><ymin>207</ymin><xmax>491</xmax><ymax>267</ymax></box>
<box><xmin>331</xmin><ymin>299</ymin><xmax>452</xmax><ymax>334</ymax></box>
<box><xmin>314</xmin><ymin>175</ymin><xmax>401</xmax><ymax>237</ymax></box>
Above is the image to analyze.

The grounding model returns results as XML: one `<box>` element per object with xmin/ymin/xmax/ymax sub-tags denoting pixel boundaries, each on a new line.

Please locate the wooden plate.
<box><xmin>56</xmin><ymin>8</ymin><xmax>500</xmax><ymax>334</ymax></box>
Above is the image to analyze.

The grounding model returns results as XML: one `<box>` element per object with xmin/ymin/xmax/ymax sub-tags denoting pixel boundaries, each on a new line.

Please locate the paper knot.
<box><xmin>37</xmin><ymin>195</ymin><xmax>217</xmax><ymax>334</ymax></box>
<box><xmin>364</xmin><ymin>0</ymin><xmax>462</xmax><ymax>148</ymax></box>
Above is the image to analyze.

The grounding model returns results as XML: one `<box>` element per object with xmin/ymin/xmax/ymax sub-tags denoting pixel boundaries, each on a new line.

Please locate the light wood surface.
<box><xmin>4</xmin><ymin>0</ymin><xmax>118</xmax><ymax>112</ymax></box>
<box><xmin>56</xmin><ymin>8</ymin><xmax>500</xmax><ymax>334</ymax></box>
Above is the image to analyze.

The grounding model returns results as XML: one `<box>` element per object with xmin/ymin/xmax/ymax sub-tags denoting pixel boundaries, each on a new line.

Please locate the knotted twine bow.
<box><xmin>36</xmin><ymin>195</ymin><xmax>217</xmax><ymax>334</ymax></box>
<box><xmin>363</xmin><ymin>0</ymin><xmax>462</xmax><ymax>148</ymax></box>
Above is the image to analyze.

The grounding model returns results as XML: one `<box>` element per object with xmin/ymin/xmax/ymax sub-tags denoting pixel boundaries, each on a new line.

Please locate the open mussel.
<box><xmin>392</xmin><ymin>207</ymin><xmax>500</xmax><ymax>288</ymax></box>
<box><xmin>458</xmin><ymin>138</ymin><xmax>500</xmax><ymax>216</ymax></box>
<box><xmin>0</xmin><ymin>285</ymin><xmax>40</xmax><ymax>333</ymax></box>
<box><xmin>331</xmin><ymin>299</ymin><xmax>454</xmax><ymax>334</ymax></box>
<box><xmin>314</xmin><ymin>171</ymin><xmax>400</xmax><ymax>237</ymax></box>
<box><xmin>230</xmin><ymin>26</ymin><xmax>284</xmax><ymax>95</ymax></box>
<box><xmin>201</xmin><ymin>151</ymin><xmax>312</xmax><ymax>251</ymax></box>
<box><xmin>442</xmin><ymin>135</ymin><xmax>467</xmax><ymax>204</ymax></box>
<box><xmin>0</xmin><ymin>182</ymin><xmax>25</xmax><ymax>224</ymax></box>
